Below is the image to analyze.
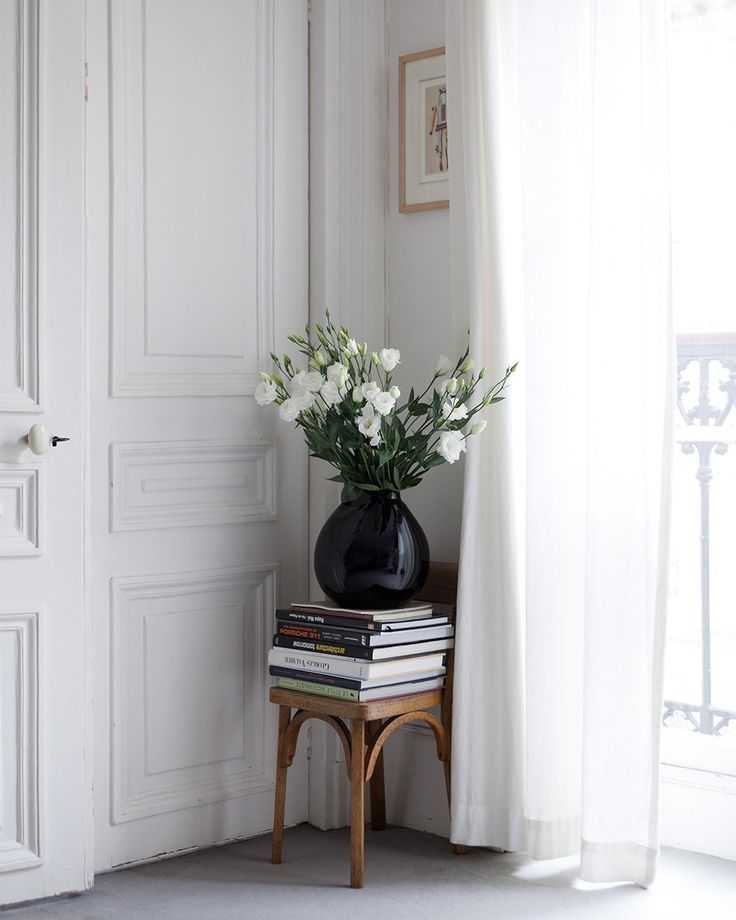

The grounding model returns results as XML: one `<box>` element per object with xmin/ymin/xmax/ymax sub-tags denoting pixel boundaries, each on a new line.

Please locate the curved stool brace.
<box><xmin>364</xmin><ymin>710</ymin><xmax>448</xmax><ymax>782</ymax></box>
<box><xmin>283</xmin><ymin>709</ymin><xmax>352</xmax><ymax>776</ymax></box>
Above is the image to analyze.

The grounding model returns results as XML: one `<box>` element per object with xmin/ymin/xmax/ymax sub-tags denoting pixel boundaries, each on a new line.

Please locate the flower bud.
<box><xmin>371</xmin><ymin>352</ymin><xmax>380</xmax><ymax>366</ymax></box>
<box><xmin>283</xmin><ymin>354</ymin><xmax>292</xmax><ymax>367</ymax></box>
<box><xmin>257</xmin><ymin>371</ymin><xmax>271</xmax><ymax>382</ymax></box>
<box><xmin>446</xmin><ymin>377</ymin><xmax>458</xmax><ymax>395</ymax></box>
<box><xmin>352</xmin><ymin>386</ymin><xmax>364</xmax><ymax>403</ymax></box>
<box><xmin>470</xmin><ymin>419</ymin><xmax>487</xmax><ymax>435</ymax></box>
<box><xmin>461</xmin><ymin>356</ymin><xmax>475</xmax><ymax>374</ymax></box>
<box><xmin>312</xmin><ymin>350</ymin><xmax>326</xmax><ymax>367</ymax></box>
<box><xmin>271</xmin><ymin>373</ymin><xmax>284</xmax><ymax>387</ymax></box>
<box><xmin>389</xmin><ymin>385</ymin><xmax>400</xmax><ymax>399</ymax></box>
<box><xmin>359</xmin><ymin>342</ymin><xmax>368</xmax><ymax>357</ymax></box>
<box><xmin>479</xmin><ymin>367</ymin><xmax>486</xmax><ymax>379</ymax></box>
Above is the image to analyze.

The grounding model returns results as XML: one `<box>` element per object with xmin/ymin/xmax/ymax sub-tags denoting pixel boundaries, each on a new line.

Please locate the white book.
<box><xmin>267</xmin><ymin>646</ymin><xmax>447</xmax><ymax>681</ymax></box>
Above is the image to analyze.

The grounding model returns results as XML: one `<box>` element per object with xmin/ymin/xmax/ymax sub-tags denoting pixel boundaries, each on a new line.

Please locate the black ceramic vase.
<box><xmin>314</xmin><ymin>490</ymin><xmax>430</xmax><ymax>610</ymax></box>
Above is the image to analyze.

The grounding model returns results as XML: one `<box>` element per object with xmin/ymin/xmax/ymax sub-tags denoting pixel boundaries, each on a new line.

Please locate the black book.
<box><xmin>276</xmin><ymin>607</ymin><xmax>450</xmax><ymax>633</ymax></box>
<box><xmin>276</xmin><ymin>620</ymin><xmax>454</xmax><ymax>648</ymax></box>
<box><xmin>272</xmin><ymin>633</ymin><xmax>454</xmax><ymax>661</ymax></box>
<box><xmin>269</xmin><ymin>664</ymin><xmax>446</xmax><ymax>691</ymax></box>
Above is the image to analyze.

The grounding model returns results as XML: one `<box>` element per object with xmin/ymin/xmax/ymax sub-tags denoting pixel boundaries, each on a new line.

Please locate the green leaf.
<box><xmin>424</xmin><ymin>453</ymin><xmax>446</xmax><ymax>469</ymax></box>
<box><xmin>341</xmin><ymin>482</ymin><xmax>363</xmax><ymax>503</ymax></box>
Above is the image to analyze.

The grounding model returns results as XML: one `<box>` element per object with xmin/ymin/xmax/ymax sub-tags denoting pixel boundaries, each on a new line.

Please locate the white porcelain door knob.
<box><xmin>27</xmin><ymin>424</ymin><xmax>50</xmax><ymax>455</ymax></box>
<box><xmin>27</xmin><ymin>424</ymin><xmax>70</xmax><ymax>454</ymax></box>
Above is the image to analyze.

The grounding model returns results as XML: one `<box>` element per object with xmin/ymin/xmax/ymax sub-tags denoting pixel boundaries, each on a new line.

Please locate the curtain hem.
<box><xmin>580</xmin><ymin>839</ymin><xmax>658</xmax><ymax>887</ymax></box>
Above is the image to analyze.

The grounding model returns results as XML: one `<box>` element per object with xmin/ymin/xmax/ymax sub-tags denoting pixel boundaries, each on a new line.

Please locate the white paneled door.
<box><xmin>86</xmin><ymin>0</ymin><xmax>310</xmax><ymax>870</ymax></box>
<box><xmin>0</xmin><ymin>0</ymin><xmax>91</xmax><ymax>905</ymax></box>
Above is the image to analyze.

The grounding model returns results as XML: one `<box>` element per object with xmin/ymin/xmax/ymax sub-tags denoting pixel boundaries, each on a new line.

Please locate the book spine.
<box><xmin>273</xmin><ymin>634</ymin><xmax>374</xmax><ymax>659</ymax></box>
<box><xmin>278</xmin><ymin>677</ymin><xmax>359</xmax><ymax>701</ymax></box>
<box><xmin>268</xmin><ymin>648</ymin><xmax>374</xmax><ymax>678</ymax></box>
<box><xmin>276</xmin><ymin>609</ymin><xmax>379</xmax><ymax>631</ymax></box>
<box><xmin>275</xmin><ymin>622</ymin><xmax>371</xmax><ymax>648</ymax></box>
<box><xmin>269</xmin><ymin>665</ymin><xmax>363</xmax><ymax>690</ymax></box>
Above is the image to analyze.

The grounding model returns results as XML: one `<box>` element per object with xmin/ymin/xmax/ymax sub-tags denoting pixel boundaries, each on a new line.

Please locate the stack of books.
<box><xmin>268</xmin><ymin>599</ymin><xmax>455</xmax><ymax>703</ymax></box>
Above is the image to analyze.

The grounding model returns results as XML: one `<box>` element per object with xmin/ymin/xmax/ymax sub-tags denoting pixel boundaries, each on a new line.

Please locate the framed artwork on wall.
<box><xmin>399</xmin><ymin>47</ymin><xmax>449</xmax><ymax>213</ymax></box>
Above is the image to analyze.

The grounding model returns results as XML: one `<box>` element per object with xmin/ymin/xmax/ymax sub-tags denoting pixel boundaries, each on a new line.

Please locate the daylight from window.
<box><xmin>663</xmin><ymin>0</ymin><xmax>736</xmax><ymax>742</ymax></box>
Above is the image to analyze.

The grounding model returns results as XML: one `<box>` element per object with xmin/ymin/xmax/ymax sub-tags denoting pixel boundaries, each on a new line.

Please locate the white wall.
<box><xmin>382</xmin><ymin>0</ymin><xmax>459</xmax><ymax>839</ymax></box>
<box><xmin>386</xmin><ymin>0</ymin><xmax>466</xmax><ymax>565</ymax></box>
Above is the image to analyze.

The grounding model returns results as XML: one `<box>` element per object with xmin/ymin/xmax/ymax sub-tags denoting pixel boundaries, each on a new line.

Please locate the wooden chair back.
<box><xmin>415</xmin><ymin>561</ymin><xmax>458</xmax><ymax>611</ymax></box>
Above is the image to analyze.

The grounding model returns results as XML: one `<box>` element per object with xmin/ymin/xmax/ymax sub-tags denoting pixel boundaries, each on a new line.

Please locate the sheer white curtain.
<box><xmin>447</xmin><ymin>0</ymin><xmax>674</xmax><ymax>885</ymax></box>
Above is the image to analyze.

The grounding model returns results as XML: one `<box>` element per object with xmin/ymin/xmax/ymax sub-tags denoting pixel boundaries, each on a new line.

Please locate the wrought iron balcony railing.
<box><xmin>662</xmin><ymin>334</ymin><xmax>736</xmax><ymax>736</ymax></box>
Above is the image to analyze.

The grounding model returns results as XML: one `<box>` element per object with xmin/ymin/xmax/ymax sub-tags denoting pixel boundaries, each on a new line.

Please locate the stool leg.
<box><xmin>272</xmin><ymin>705</ymin><xmax>291</xmax><ymax>865</ymax></box>
<box><xmin>350</xmin><ymin>719</ymin><xmax>366</xmax><ymax>888</ymax></box>
<box><xmin>367</xmin><ymin>719</ymin><xmax>386</xmax><ymax>832</ymax></box>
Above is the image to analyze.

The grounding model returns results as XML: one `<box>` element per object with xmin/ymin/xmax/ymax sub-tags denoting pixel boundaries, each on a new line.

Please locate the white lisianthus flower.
<box><xmin>352</xmin><ymin>386</ymin><xmax>364</xmax><ymax>403</ymax></box>
<box><xmin>320</xmin><ymin>379</ymin><xmax>343</xmax><ymax>407</ymax></box>
<box><xmin>254</xmin><ymin>380</ymin><xmax>278</xmax><ymax>406</ymax></box>
<box><xmin>357</xmin><ymin>404</ymin><xmax>382</xmax><ymax>443</ymax></box>
<box><xmin>279</xmin><ymin>398</ymin><xmax>301</xmax><ymax>422</ymax></box>
<box><xmin>361</xmin><ymin>381</ymin><xmax>381</xmax><ymax>401</ymax></box>
<box><xmin>437</xmin><ymin>430</ymin><xmax>467</xmax><ymax>464</ymax></box>
<box><xmin>346</xmin><ymin>337</ymin><xmax>360</xmax><ymax>356</ymax></box>
<box><xmin>290</xmin><ymin>386</ymin><xmax>315</xmax><ymax>412</ymax></box>
<box><xmin>389</xmin><ymin>385</ymin><xmax>400</xmax><ymax>399</ymax></box>
<box><xmin>434</xmin><ymin>377</ymin><xmax>449</xmax><ymax>396</ymax></box>
<box><xmin>442</xmin><ymin>401</ymin><xmax>469</xmax><ymax>422</ymax></box>
<box><xmin>303</xmin><ymin>370</ymin><xmax>324</xmax><ymax>392</ymax></box>
<box><xmin>446</xmin><ymin>377</ymin><xmax>459</xmax><ymax>395</ymax></box>
<box><xmin>379</xmin><ymin>347</ymin><xmax>401</xmax><ymax>372</ymax></box>
<box><xmin>287</xmin><ymin>369</ymin><xmax>305</xmax><ymax>392</ymax></box>
<box><xmin>470</xmin><ymin>419</ymin><xmax>487</xmax><ymax>435</ymax></box>
<box><xmin>436</xmin><ymin>354</ymin><xmax>453</xmax><ymax>376</ymax></box>
<box><xmin>373</xmin><ymin>390</ymin><xmax>396</xmax><ymax>416</ymax></box>
<box><xmin>326</xmin><ymin>362</ymin><xmax>350</xmax><ymax>390</ymax></box>
<box><xmin>461</xmin><ymin>356</ymin><xmax>475</xmax><ymax>374</ymax></box>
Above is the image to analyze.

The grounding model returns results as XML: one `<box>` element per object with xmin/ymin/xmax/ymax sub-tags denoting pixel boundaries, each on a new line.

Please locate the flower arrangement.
<box><xmin>255</xmin><ymin>312</ymin><xmax>516</xmax><ymax>500</ymax></box>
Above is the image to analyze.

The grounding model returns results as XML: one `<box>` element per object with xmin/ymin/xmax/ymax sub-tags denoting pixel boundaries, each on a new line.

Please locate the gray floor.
<box><xmin>5</xmin><ymin>824</ymin><xmax>736</xmax><ymax>919</ymax></box>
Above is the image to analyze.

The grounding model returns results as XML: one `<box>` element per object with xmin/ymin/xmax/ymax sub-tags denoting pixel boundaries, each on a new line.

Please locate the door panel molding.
<box><xmin>109</xmin><ymin>0</ymin><xmax>275</xmax><ymax>397</ymax></box>
<box><xmin>0</xmin><ymin>610</ymin><xmax>41</xmax><ymax>872</ymax></box>
<box><xmin>0</xmin><ymin>465</ymin><xmax>42</xmax><ymax>556</ymax></box>
<box><xmin>0</xmin><ymin>0</ymin><xmax>40</xmax><ymax>413</ymax></box>
<box><xmin>110</xmin><ymin>439</ymin><xmax>278</xmax><ymax>531</ymax></box>
<box><xmin>110</xmin><ymin>564</ymin><xmax>278</xmax><ymax>823</ymax></box>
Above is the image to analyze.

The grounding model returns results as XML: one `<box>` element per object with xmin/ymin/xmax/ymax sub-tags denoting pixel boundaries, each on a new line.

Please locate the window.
<box><xmin>660</xmin><ymin>0</ymin><xmax>736</xmax><ymax>860</ymax></box>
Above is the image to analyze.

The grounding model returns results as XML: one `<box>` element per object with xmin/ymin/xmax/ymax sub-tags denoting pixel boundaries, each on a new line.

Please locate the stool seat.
<box><xmin>269</xmin><ymin>686</ymin><xmax>444</xmax><ymax>720</ymax></box>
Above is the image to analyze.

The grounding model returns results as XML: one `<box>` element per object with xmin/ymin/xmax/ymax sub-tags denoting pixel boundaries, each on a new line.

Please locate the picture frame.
<box><xmin>399</xmin><ymin>47</ymin><xmax>449</xmax><ymax>213</ymax></box>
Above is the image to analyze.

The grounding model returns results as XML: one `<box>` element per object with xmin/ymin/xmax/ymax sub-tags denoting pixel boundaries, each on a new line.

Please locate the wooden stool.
<box><xmin>270</xmin><ymin>563</ymin><xmax>465</xmax><ymax>888</ymax></box>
